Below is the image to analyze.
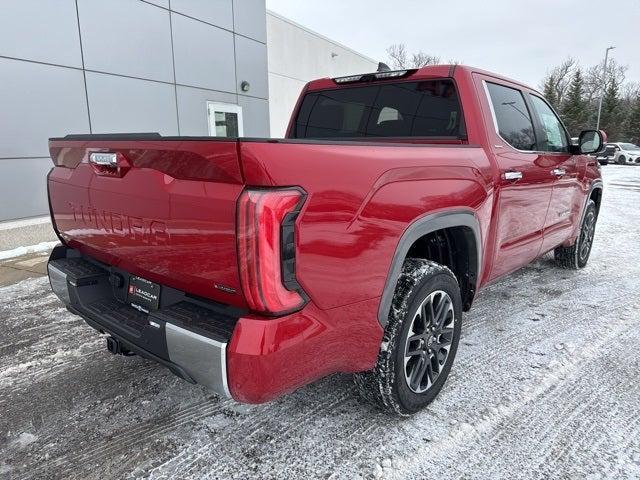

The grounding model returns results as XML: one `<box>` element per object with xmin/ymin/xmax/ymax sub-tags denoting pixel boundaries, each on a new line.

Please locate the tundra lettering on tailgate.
<box><xmin>68</xmin><ymin>202</ymin><xmax>170</xmax><ymax>245</ymax></box>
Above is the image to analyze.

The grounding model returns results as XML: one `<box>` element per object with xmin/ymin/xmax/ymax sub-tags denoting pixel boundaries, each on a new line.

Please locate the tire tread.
<box><xmin>354</xmin><ymin>258</ymin><xmax>459</xmax><ymax>416</ymax></box>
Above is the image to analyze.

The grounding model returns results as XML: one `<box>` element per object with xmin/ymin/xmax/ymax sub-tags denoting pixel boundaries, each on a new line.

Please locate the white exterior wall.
<box><xmin>266</xmin><ymin>11</ymin><xmax>378</xmax><ymax>138</ymax></box>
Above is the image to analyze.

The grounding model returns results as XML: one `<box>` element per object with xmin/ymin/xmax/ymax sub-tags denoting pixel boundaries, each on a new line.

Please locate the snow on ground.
<box><xmin>1</xmin><ymin>166</ymin><xmax>640</xmax><ymax>479</ymax></box>
<box><xmin>0</xmin><ymin>241</ymin><xmax>59</xmax><ymax>261</ymax></box>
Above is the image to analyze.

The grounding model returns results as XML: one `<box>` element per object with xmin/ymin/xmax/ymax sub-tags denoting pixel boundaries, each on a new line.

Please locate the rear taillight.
<box><xmin>237</xmin><ymin>188</ymin><xmax>307</xmax><ymax>315</ymax></box>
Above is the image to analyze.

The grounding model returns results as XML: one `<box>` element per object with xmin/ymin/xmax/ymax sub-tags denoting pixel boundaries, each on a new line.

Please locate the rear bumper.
<box><xmin>47</xmin><ymin>246</ymin><xmax>232</xmax><ymax>398</ymax></box>
<box><xmin>48</xmin><ymin>246</ymin><xmax>383</xmax><ymax>403</ymax></box>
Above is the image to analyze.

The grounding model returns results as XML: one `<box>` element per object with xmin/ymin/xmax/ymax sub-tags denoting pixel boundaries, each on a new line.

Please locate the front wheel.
<box><xmin>354</xmin><ymin>259</ymin><xmax>462</xmax><ymax>415</ymax></box>
<box><xmin>554</xmin><ymin>200</ymin><xmax>597</xmax><ymax>269</ymax></box>
<box><xmin>618</xmin><ymin>155</ymin><xmax>626</xmax><ymax>165</ymax></box>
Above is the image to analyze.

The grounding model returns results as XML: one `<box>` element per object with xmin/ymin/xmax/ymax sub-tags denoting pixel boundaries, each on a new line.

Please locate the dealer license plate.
<box><xmin>127</xmin><ymin>276</ymin><xmax>161</xmax><ymax>312</ymax></box>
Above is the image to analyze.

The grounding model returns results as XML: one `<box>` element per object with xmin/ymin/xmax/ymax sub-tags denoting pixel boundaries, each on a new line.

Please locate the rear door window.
<box><xmin>292</xmin><ymin>79</ymin><xmax>464</xmax><ymax>139</ymax></box>
<box><xmin>485</xmin><ymin>82</ymin><xmax>536</xmax><ymax>151</ymax></box>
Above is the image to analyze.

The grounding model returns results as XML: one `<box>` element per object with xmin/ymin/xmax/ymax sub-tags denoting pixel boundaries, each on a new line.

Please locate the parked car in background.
<box><xmin>596</xmin><ymin>144</ymin><xmax>618</xmax><ymax>165</ymax></box>
<box><xmin>611</xmin><ymin>142</ymin><xmax>640</xmax><ymax>165</ymax></box>
<box><xmin>45</xmin><ymin>65</ymin><xmax>604</xmax><ymax>415</ymax></box>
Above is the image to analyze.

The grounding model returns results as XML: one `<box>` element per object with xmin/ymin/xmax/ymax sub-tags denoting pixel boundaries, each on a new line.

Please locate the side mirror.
<box><xmin>578</xmin><ymin>129</ymin><xmax>607</xmax><ymax>154</ymax></box>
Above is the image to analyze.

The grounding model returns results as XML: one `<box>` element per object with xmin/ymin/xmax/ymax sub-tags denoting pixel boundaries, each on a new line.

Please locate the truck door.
<box><xmin>526</xmin><ymin>94</ymin><xmax>584</xmax><ymax>253</ymax></box>
<box><xmin>479</xmin><ymin>78</ymin><xmax>556</xmax><ymax>280</ymax></box>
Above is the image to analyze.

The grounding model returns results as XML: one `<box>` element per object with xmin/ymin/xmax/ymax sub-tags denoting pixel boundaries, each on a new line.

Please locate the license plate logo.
<box><xmin>127</xmin><ymin>276</ymin><xmax>161</xmax><ymax>312</ymax></box>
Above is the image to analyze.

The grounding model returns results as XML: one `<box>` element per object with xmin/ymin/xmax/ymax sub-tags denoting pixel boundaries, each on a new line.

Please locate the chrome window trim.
<box><xmin>482</xmin><ymin>80</ymin><xmax>569</xmax><ymax>156</ymax></box>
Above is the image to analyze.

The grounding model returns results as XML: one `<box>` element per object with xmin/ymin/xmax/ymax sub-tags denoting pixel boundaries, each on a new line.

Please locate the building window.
<box><xmin>207</xmin><ymin>102</ymin><xmax>243</xmax><ymax>138</ymax></box>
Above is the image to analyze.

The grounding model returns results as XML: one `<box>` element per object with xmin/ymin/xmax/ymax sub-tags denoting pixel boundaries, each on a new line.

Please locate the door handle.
<box><xmin>551</xmin><ymin>168</ymin><xmax>566</xmax><ymax>177</ymax></box>
<box><xmin>502</xmin><ymin>170</ymin><xmax>523</xmax><ymax>181</ymax></box>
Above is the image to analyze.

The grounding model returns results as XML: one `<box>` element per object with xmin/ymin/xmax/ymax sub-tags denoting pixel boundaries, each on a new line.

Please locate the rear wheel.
<box><xmin>554</xmin><ymin>200</ymin><xmax>597</xmax><ymax>269</ymax></box>
<box><xmin>618</xmin><ymin>155</ymin><xmax>626</xmax><ymax>165</ymax></box>
<box><xmin>354</xmin><ymin>258</ymin><xmax>462</xmax><ymax>415</ymax></box>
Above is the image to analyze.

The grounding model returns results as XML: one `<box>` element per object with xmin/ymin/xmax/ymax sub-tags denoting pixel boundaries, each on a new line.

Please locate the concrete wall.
<box><xmin>0</xmin><ymin>0</ymin><xmax>269</xmax><ymax>221</ymax></box>
<box><xmin>266</xmin><ymin>11</ymin><xmax>378</xmax><ymax>138</ymax></box>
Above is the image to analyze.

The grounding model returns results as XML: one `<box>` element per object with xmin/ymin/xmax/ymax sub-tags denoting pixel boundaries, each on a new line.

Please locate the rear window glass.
<box><xmin>292</xmin><ymin>79</ymin><xmax>465</xmax><ymax>139</ymax></box>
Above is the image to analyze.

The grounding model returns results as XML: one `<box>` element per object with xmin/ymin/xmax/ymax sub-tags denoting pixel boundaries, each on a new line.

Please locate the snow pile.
<box><xmin>0</xmin><ymin>241</ymin><xmax>59</xmax><ymax>261</ymax></box>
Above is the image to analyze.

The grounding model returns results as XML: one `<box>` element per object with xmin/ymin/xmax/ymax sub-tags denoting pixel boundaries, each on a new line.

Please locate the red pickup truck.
<box><xmin>46</xmin><ymin>65</ymin><xmax>604</xmax><ymax>415</ymax></box>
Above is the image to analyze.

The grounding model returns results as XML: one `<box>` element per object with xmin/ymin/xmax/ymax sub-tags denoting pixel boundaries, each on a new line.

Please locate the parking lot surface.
<box><xmin>1</xmin><ymin>165</ymin><xmax>639</xmax><ymax>479</ymax></box>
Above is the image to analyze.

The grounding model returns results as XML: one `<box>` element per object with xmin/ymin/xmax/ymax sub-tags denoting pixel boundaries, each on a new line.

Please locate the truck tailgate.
<box><xmin>48</xmin><ymin>138</ymin><xmax>246</xmax><ymax>308</ymax></box>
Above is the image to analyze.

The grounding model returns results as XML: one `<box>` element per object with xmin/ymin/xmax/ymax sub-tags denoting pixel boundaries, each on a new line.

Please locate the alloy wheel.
<box><xmin>579</xmin><ymin>210</ymin><xmax>596</xmax><ymax>262</ymax></box>
<box><xmin>403</xmin><ymin>290</ymin><xmax>456</xmax><ymax>394</ymax></box>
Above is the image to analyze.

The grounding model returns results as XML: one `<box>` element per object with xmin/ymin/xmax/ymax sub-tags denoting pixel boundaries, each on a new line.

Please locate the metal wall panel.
<box><xmin>86</xmin><ymin>72</ymin><xmax>179</xmax><ymax>135</ymax></box>
<box><xmin>0</xmin><ymin>58</ymin><xmax>89</xmax><ymax>158</ymax></box>
<box><xmin>176</xmin><ymin>86</ymin><xmax>237</xmax><ymax>136</ymax></box>
<box><xmin>171</xmin><ymin>13</ymin><xmax>236</xmax><ymax>92</ymax></box>
<box><xmin>0</xmin><ymin>1</ymin><xmax>272</xmax><ymax>221</ymax></box>
<box><xmin>0</xmin><ymin>158</ymin><xmax>53</xmax><ymax>220</ymax></box>
<box><xmin>78</xmin><ymin>0</ymin><xmax>174</xmax><ymax>82</ymax></box>
<box><xmin>144</xmin><ymin>0</ymin><xmax>170</xmax><ymax>8</ymax></box>
<box><xmin>0</xmin><ymin>0</ymin><xmax>82</xmax><ymax>68</ymax></box>
<box><xmin>170</xmin><ymin>0</ymin><xmax>233</xmax><ymax>30</ymax></box>
<box><xmin>233</xmin><ymin>0</ymin><xmax>266</xmax><ymax>43</ymax></box>
<box><xmin>237</xmin><ymin>95</ymin><xmax>270</xmax><ymax>137</ymax></box>
<box><xmin>234</xmin><ymin>35</ymin><xmax>268</xmax><ymax>99</ymax></box>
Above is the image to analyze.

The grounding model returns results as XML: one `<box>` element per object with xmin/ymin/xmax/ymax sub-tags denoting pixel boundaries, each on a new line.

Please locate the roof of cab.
<box><xmin>305</xmin><ymin>64</ymin><xmax>539</xmax><ymax>95</ymax></box>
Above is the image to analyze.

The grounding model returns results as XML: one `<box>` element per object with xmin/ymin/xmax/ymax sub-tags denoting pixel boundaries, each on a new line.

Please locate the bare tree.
<box><xmin>387</xmin><ymin>44</ymin><xmax>408</xmax><ymax>69</ymax></box>
<box><xmin>386</xmin><ymin>43</ymin><xmax>442</xmax><ymax>69</ymax></box>
<box><xmin>621</xmin><ymin>81</ymin><xmax>640</xmax><ymax>104</ymax></box>
<box><xmin>583</xmin><ymin>59</ymin><xmax>627</xmax><ymax>103</ymax></box>
<box><xmin>539</xmin><ymin>58</ymin><xmax>577</xmax><ymax>106</ymax></box>
<box><xmin>410</xmin><ymin>51</ymin><xmax>441</xmax><ymax>68</ymax></box>
<box><xmin>540</xmin><ymin>56</ymin><xmax>634</xmax><ymax>140</ymax></box>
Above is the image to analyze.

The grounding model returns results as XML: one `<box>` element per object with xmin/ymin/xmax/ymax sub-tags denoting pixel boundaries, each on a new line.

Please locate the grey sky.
<box><xmin>266</xmin><ymin>0</ymin><xmax>640</xmax><ymax>89</ymax></box>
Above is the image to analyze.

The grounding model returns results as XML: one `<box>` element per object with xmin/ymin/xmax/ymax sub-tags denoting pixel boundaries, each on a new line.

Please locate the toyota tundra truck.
<box><xmin>46</xmin><ymin>65</ymin><xmax>604</xmax><ymax>415</ymax></box>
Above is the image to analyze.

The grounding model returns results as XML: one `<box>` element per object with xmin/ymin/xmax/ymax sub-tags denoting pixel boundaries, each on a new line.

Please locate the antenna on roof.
<box><xmin>377</xmin><ymin>62</ymin><xmax>391</xmax><ymax>72</ymax></box>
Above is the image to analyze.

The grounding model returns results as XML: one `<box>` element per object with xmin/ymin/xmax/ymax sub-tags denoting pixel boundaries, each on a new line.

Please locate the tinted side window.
<box><xmin>293</xmin><ymin>80</ymin><xmax>464</xmax><ymax>139</ymax></box>
<box><xmin>486</xmin><ymin>82</ymin><xmax>536</xmax><ymax>151</ymax></box>
<box><xmin>529</xmin><ymin>95</ymin><xmax>569</xmax><ymax>153</ymax></box>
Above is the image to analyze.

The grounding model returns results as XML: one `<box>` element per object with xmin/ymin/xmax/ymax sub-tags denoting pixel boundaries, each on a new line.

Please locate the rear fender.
<box><xmin>378</xmin><ymin>211</ymin><xmax>482</xmax><ymax>327</ymax></box>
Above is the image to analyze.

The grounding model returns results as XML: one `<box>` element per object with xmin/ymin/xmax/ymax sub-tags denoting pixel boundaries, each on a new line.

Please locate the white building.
<box><xmin>266</xmin><ymin>11</ymin><xmax>378</xmax><ymax>137</ymax></box>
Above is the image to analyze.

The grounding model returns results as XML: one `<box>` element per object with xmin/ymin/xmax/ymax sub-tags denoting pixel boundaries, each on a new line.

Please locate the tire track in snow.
<box><xmin>24</xmin><ymin>396</ymin><xmax>234</xmax><ymax>480</ymax></box>
<box><xmin>385</xmin><ymin>313</ymin><xmax>639</xmax><ymax>479</ymax></box>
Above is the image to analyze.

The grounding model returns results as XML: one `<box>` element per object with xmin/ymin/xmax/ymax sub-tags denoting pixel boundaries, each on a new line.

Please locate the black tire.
<box><xmin>618</xmin><ymin>155</ymin><xmax>626</xmax><ymax>165</ymax></box>
<box><xmin>554</xmin><ymin>200</ymin><xmax>597</xmax><ymax>269</ymax></box>
<box><xmin>354</xmin><ymin>258</ymin><xmax>462</xmax><ymax>416</ymax></box>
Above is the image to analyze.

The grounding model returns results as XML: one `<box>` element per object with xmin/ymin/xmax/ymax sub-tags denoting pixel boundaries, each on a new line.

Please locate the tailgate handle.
<box><xmin>89</xmin><ymin>152</ymin><xmax>130</xmax><ymax>177</ymax></box>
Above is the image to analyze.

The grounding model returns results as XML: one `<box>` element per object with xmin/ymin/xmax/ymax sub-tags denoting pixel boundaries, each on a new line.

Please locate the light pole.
<box><xmin>596</xmin><ymin>46</ymin><xmax>615</xmax><ymax>130</ymax></box>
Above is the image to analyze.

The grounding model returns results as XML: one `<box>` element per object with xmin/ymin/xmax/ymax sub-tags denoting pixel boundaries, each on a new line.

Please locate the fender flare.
<box><xmin>377</xmin><ymin>210</ymin><xmax>482</xmax><ymax>327</ymax></box>
<box><xmin>583</xmin><ymin>180</ymin><xmax>603</xmax><ymax>220</ymax></box>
